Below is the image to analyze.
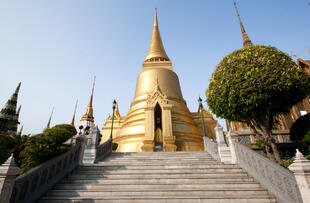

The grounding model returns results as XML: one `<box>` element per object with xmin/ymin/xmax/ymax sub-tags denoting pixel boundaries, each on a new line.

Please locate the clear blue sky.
<box><xmin>0</xmin><ymin>0</ymin><xmax>309</xmax><ymax>135</ymax></box>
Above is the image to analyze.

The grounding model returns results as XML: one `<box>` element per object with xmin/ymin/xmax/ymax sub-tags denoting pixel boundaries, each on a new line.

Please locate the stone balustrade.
<box><xmin>206</xmin><ymin>124</ymin><xmax>306</xmax><ymax>203</ymax></box>
<box><xmin>95</xmin><ymin>138</ymin><xmax>112</xmax><ymax>162</ymax></box>
<box><xmin>9</xmin><ymin>143</ymin><xmax>82</xmax><ymax>203</ymax></box>
<box><xmin>233</xmin><ymin>140</ymin><xmax>302</xmax><ymax>203</ymax></box>
<box><xmin>0</xmin><ymin>132</ymin><xmax>113</xmax><ymax>203</ymax></box>
<box><xmin>203</xmin><ymin>136</ymin><xmax>219</xmax><ymax>161</ymax></box>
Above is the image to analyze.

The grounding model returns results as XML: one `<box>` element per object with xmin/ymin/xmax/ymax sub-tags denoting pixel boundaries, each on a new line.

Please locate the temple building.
<box><xmin>0</xmin><ymin>83</ymin><xmax>21</xmax><ymax>135</ymax></box>
<box><xmin>101</xmin><ymin>9</ymin><xmax>217</xmax><ymax>152</ymax></box>
<box><xmin>227</xmin><ymin>3</ymin><xmax>310</xmax><ymax>139</ymax></box>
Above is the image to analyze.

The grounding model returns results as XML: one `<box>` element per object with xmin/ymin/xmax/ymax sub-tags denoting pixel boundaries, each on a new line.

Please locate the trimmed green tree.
<box><xmin>206</xmin><ymin>45</ymin><xmax>310</xmax><ymax>163</ymax></box>
<box><xmin>20</xmin><ymin>124</ymin><xmax>76</xmax><ymax>173</ymax></box>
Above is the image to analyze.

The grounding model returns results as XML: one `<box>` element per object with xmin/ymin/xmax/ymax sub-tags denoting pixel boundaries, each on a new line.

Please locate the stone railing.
<box><xmin>232</xmin><ymin>141</ymin><xmax>303</xmax><ymax>203</ymax></box>
<box><xmin>95</xmin><ymin>138</ymin><xmax>112</xmax><ymax>162</ymax></box>
<box><xmin>203</xmin><ymin>136</ymin><xmax>220</xmax><ymax>161</ymax></box>
<box><xmin>9</xmin><ymin>143</ymin><xmax>81</xmax><ymax>203</ymax></box>
<box><xmin>205</xmin><ymin>126</ymin><xmax>308</xmax><ymax>203</ymax></box>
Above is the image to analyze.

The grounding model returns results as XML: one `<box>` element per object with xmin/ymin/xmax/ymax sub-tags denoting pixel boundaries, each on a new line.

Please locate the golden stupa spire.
<box><xmin>234</xmin><ymin>2</ymin><xmax>253</xmax><ymax>48</ymax></box>
<box><xmin>80</xmin><ymin>76</ymin><xmax>96</xmax><ymax>122</ymax></box>
<box><xmin>46</xmin><ymin>107</ymin><xmax>54</xmax><ymax>129</ymax></box>
<box><xmin>71</xmin><ymin>100</ymin><xmax>78</xmax><ymax>126</ymax></box>
<box><xmin>144</xmin><ymin>8</ymin><xmax>170</xmax><ymax>62</ymax></box>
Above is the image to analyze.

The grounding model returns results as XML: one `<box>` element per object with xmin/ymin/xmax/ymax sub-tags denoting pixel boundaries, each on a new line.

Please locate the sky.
<box><xmin>0</xmin><ymin>0</ymin><xmax>309</xmax><ymax>135</ymax></box>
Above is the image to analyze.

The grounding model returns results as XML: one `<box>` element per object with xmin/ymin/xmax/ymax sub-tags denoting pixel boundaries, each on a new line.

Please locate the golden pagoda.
<box><xmin>101</xmin><ymin>9</ymin><xmax>217</xmax><ymax>152</ymax></box>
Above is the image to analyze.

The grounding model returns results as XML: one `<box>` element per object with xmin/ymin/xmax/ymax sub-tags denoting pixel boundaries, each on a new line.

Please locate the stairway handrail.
<box><xmin>233</xmin><ymin>140</ymin><xmax>302</xmax><ymax>203</ymax></box>
<box><xmin>95</xmin><ymin>138</ymin><xmax>112</xmax><ymax>162</ymax></box>
<box><xmin>10</xmin><ymin>142</ymin><xmax>82</xmax><ymax>203</ymax></box>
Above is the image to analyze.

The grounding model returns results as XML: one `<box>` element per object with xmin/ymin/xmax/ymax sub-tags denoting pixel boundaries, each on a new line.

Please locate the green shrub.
<box><xmin>112</xmin><ymin>143</ymin><xmax>118</xmax><ymax>151</ymax></box>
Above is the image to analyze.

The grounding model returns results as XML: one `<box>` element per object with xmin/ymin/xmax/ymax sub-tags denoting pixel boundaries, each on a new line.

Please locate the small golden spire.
<box><xmin>114</xmin><ymin>102</ymin><xmax>121</xmax><ymax>119</ymax></box>
<box><xmin>234</xmin><ymin>2</ymin><xmax>253</xmax><ymax>48</ymax></box>
<box><xmin>81</xmin><ymin>76</ymin><xmax>96</xmax><ymax>122</ymax></box>
<box><xmin>144</xmin><ymin>8</ymin><xmax>170</xmax><ymax>62</ymax></box>
<box><xmin>71</xmin><ymin>100</ymin><xmax>78</xmax><ymax>126</ymax></box>
<box><xmin>46</xmin><ymin>107</ymin><xmax>54</xmax><ymax>129</ymax></box>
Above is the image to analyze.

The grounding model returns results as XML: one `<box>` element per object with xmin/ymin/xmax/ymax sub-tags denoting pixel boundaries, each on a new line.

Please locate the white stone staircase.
<box><xmin>39</xmin><ymin>151</ymin><xmax>276</xmax><ymax>203</ymax></box>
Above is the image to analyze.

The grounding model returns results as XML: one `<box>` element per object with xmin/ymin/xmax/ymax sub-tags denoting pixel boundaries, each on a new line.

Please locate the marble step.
<box><xmin>95</xmin><ymin>161</ymin><xmax>220</xmax><ymax>165</ymax></box>
<box><xmin>103</xmin><ymin>155</ymin><xmax>214</xmax><ymax>160</ymax></box>
<box><xmin>53</xmin><ymin>183</ymin><xmax>261</xmax><ymax>190</ymax></box>
<box><xmin>66</xmin><ymin>172</ymin><xmax>251</xmax><ymax>180</ymax></box>
<box><xmin>39</xmin><ymin>195</ymin><xmax>276</xmax><ymax>203</ymax></box>
<box><xmin>45</xmin><ymin>189</ymin><xmax>270</xmax><ymax>197</ymax></box>
<box><xmin>60</xmin><ymin>177</ymin><xmax>255</xmax><ymax>184</ymax></box>
<box><xmin>74</xmin><ymin>168</ymin><xmax>244</xmax><ymax>175</ymax></box>
<box><xmin>78</xmin><ymin>164</ymin><xmax>238</xmax><ymax>170</ymax></box>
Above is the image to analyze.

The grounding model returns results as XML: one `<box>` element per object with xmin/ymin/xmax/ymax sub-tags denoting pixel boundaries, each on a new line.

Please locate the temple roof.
<box><xmin>144</xmin><ymin>8</ymin><xmax>170</xmax><ymax>62</ymax></box>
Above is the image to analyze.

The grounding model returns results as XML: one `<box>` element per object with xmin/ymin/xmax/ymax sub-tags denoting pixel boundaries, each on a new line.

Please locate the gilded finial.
<box><xmin>233</xmin><ymin>1</ymin><xmax>253</xmax><ymax>48</ymax></box>
<box><xmin>71</xmin><ymin>100</ymin><xmax>78</xmax><ymax>126</ymax></box>
<box><xmin>114</xmin><ymin>101</ymin><xmax>121</xmax><ymax>119</ymax></box>
<box><xmin>144</xmin><ymin>8</ymin><xmax>170</xmax><ymax>62</ymax></box>
<box><xmin>46</xmin><ymin>107</ymin><xmax>54</xmax><ymax>129</ymax></box>
<box><xmin>81</xmin><ymin>76</ymin><xmax>96</xmax><ymax>122</ymax></box>
<box><xmin>154</xmin><ymin>8</ymin><xmax>158</xmax><ymax>26</ymax></box>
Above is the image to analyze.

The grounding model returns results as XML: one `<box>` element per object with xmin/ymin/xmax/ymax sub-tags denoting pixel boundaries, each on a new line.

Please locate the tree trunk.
<box><xmin>264</xmin><ymin>145</ymin><xmax>273</xmax><ymax>161</ymax></box>
<box><xmin>252</xmin><ymin>116</ymin><xmax>281</xmax><ymax>163</ymax></box>
<box><xmin>270</xmin><ymin>140</ymin><xmax>281</xmax><ymax>163</ymax></box>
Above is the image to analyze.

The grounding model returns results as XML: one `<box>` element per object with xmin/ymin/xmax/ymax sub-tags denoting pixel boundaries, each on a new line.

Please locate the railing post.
<box><xmin>288</xmin><ymin>149</ymin><xmax>310</xmax><ymax>203</ymax></box>
<box><xmin>76</xmin><ymin>134</ymin><xmax>86</xmax><ymax>166</ymax></box>
<box><xmin>226</xmin><ymin>130</ymin><xmax>238</xmax><ymax>164</ymax></box>
<box><xmin>0</xmin><ymin>154</ymin><xmax>20</xmax><ymax>203</ymax></box>
<box><xmin>215</xmin><ymin>124</ymin><xmax>232</xmax><ymax>163</ymax></box>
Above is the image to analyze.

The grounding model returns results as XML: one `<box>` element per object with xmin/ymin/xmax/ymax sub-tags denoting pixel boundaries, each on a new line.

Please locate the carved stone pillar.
<box><xmin>289</xmin><ymin>149</ymin><xmax>310</xmax><ymax>203</ymax></box>
<box><xmin>162</xmin><ymin>104</ymin><xmax>176</xmax><ymax>151</ymax></box>
<box><xmin>141</xmin><ymin>106</ymin><xmax>155</xmax><ymax>152</ymax></box>
<box><xmin>227</xmin><ymin>130</ymin><xmax>238</xmax><ymax>164</ymax></box>
<box><xmin>0</xmin><ymin>154</ymin><xmax>20</xmax><ymax>203</ymax></box>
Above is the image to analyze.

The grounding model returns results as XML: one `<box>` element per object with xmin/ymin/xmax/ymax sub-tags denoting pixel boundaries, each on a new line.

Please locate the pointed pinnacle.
<box><xmin>154</xmin><ymin>8</ymin><xmax>158</xmax><ymax>26</ymax></box>
<box><xmin>233</xmin><ymin>1</ymin><xmax>253</xmax><ymax>48</ymax></box>
<box><xmin>144</xmin><ymin>8</ymin><xmax>170</xmax><ymax>62</ymax></box>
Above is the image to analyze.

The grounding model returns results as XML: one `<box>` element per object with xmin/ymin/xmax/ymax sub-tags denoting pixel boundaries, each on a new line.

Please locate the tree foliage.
<box><xmin>206</xmin><ymin>45</ymin><xmax>310</xmax><ymax>162</ymax></box>
<box><xmin>20</xmin><ymin>124</ymin><xmax>76</xmax><ymax>173</ymax></box>
<box><xmin>207</xmin><ymin>45</ymin><xmax>310</xmax><ymax>122</ymax></box>
<box><xmin>0</xmin><ymin>133</ymin><xmax>29</xmax><ymax>166</ymax></box>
